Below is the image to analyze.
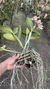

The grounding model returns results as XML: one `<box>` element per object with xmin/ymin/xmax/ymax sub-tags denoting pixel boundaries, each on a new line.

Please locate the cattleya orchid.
<box><xmin>31</xmin><ymin>16</ymin><xmax>43</xmax><ymax>30</ymax></box>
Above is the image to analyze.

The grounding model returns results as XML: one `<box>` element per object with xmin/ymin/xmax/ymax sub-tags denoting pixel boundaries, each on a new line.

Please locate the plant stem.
<box><xmin>3</xmin><ymin>49</ymin><xmax>16</xmax><ymax>53</ymax></box>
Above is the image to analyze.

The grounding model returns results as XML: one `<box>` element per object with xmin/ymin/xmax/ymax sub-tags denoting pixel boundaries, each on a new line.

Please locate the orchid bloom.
<box><xmin>31</xmin><ymin>16</ymin><xmax>43</xmax><ymax>30</ymax></box>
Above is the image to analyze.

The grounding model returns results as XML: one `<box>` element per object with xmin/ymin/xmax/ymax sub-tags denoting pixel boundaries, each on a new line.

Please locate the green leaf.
<box><xmin>13</xmin><ymin>27</ymin><xmax>19</xmax><ymax>34</ymax></box>
<box><xmin>33</xmin><ymin>29</ymin><xmax>40</xmax><ymax>36</ymax></box>
<box><xmin>3</xmin><ymin>33</ymin><xmax>16</xmax><ymax>41</ymax></box>
<box><xmin>2</xmin><ymin>45</ymin><xmax>6</xmax><ymax>49</ymax></box>
<box><xmin>14</xmin><ymin>35</ymin><xmax>23</xmax><ymax>48</ymax></box>
<box><xmin>0</xmin><ymin>45</ymin><xmax>16</xmax><ymax>53</ymax></box>
<box><xmin>0</xmin><ymin>47</ymin><xmax>4</xmax><ymax>51</ymax></box>
<box><xmin>26</xmin><ymin>28</ymin><xmax>30</xmax><ymax>35</ymax></box>
<box><xmin>0</xmin><ymin>45</ymin><xmax>6</xmax><ymax>52</ymax></box>
<box><xmin>31</xmin><ymin>36</ymin><xmax>39</xmax><ymax>40</ymax></box>
<box><xmin>0</xmin><ymin>26</ymin><xmax>13</xmax><ymax>33</ymax></box>
<box><xmin>22</xmin><ymin>28</ymin><xmax>30</xmax><ymax>35</ymax></box>
<box><xmin>18</xmin><ymin>26</ymin><xmax>21</xmax><ymax>39</ymax></box>
<box><xmin>26</xmin><ymin>17</ymin><xmax>33</xmax><ymax>28</ymax></box>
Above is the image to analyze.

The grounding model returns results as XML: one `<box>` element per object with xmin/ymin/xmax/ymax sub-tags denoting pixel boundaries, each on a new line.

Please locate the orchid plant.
<box><xmin>0</xmin><ymin>15</ymin><xmax>43</xmax><ymax>53</ymax></box>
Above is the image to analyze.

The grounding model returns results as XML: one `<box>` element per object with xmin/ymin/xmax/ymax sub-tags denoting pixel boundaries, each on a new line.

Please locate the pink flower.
<box><xmin>31</xmin><ymin>15</ymin><xmax>43</xmax><ymax>30</ymax></box>
<box><xmin>37</xmin><ymin>20</ymin><xmax>43</xmax><ymax>30</ymax></box>
<box><xmin>31</xmin><ymin>16</ymin><xmax>39</xmax><ymax>21</ymax></box>
<box><xmin>38</xmin><ymin>24</ymin><xmax>43</xmax><ymax>30</ymax></box>
<box><xmin>36</xmin><ymin>20</ymin><xmax>41</xmax><ymax>24</ymax></box>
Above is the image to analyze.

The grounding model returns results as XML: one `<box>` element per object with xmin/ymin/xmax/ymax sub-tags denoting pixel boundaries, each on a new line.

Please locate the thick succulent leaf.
<box><xmin>0</xmin><ymin>45</ymin><xmax>16</xmax><ymax>53</ymax></box>
<box><xmin>3</xmin><ymin>33</ymin><xmax>16</xmax><ymax>41</ymax></box>
<box><xmin>31</xmin><ymin>36</ymin><xmax>39</xmax><ymax>40</ymax></box>
<box><xmin>26</xmin><ymin>28</ymin><xmax>30</xmax><ymax>35</ymax></box>
<box><xmin>2</xmin><ymin>45</ymin><xmax>6</xmax><ymax>49</ymax></box>
<box><xmin>0</xmin><ymin>45</ymin><xmax>6</xmax><ymax>51</ymax></box>
<box><xmin>18</xmin><ymin>26</ymin><xmax>21</xmax><ymax>39</ymax></box>
<box><xmin>26</xmin><ymin>17</ymin><xmax>33</xmax><ymax>28</ymax></box>
<box><xmin>0</xmin><ymin>47</ymin><xmax>4</xmax><ymax>51</ymax></box>
<box><xmin>13</xmin><ymin>27</ymin><xmax>19</xmax><ymax>34</ymax></box>
<box><xmin>22</xmin><ymin>28</ymin><xmax>30</xmax><ymax>35</ymax></box>
<box><xmin>33</xmin><ymin>29</ymin><xmax>41</xmax><ymax>36</ymax></box>
<box><xmin>0</xmin><ymin>26</ymin><xmax>13</xmax><ymax>33</ymax></box>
